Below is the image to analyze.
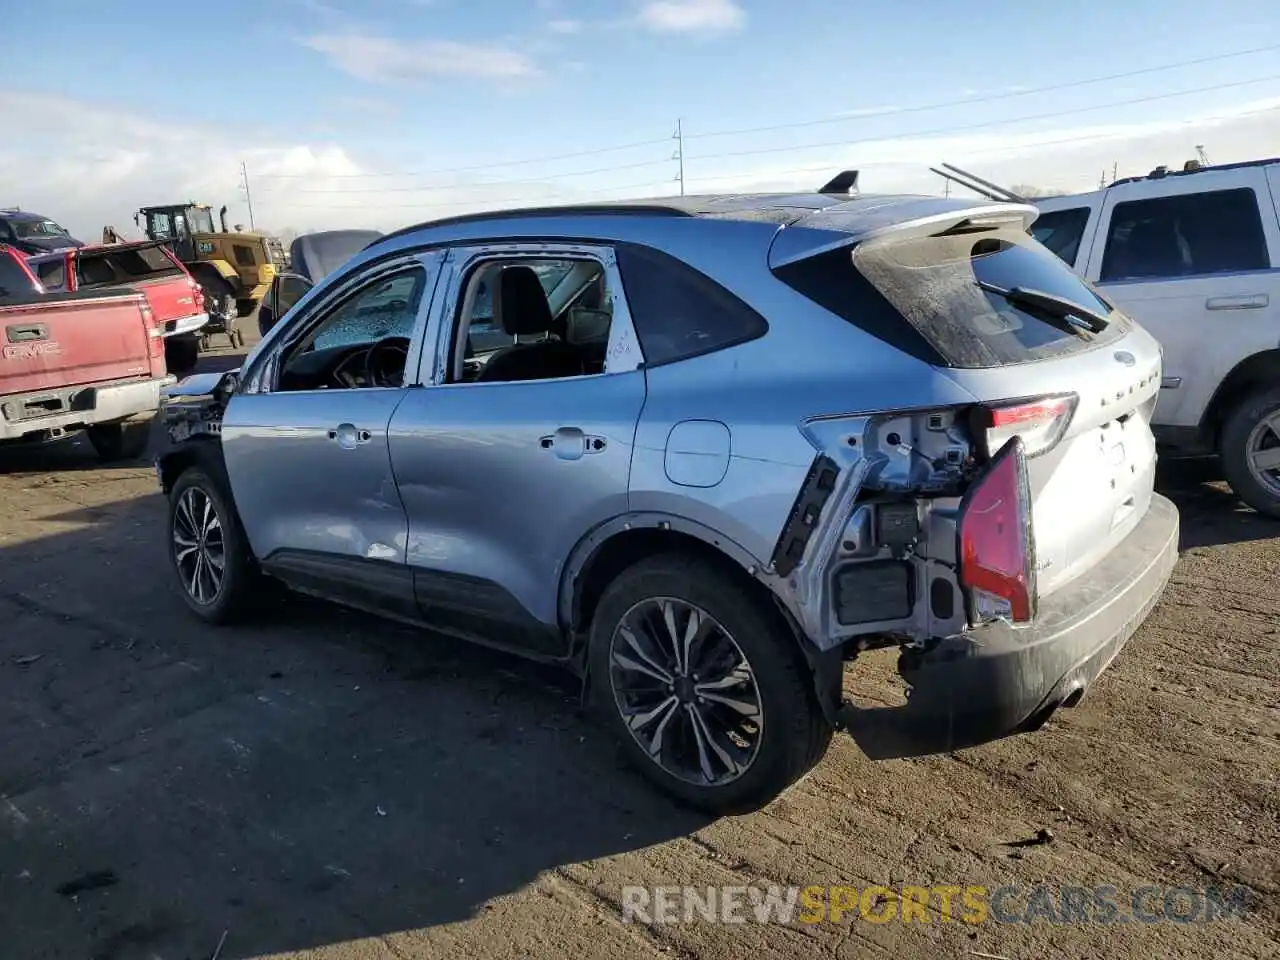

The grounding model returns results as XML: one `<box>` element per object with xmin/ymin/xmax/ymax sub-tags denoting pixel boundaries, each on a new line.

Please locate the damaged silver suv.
<box><xmin>157</xmin><ymin>191</ymin><xmax>1179</xmax><ymax>813</ymax></box>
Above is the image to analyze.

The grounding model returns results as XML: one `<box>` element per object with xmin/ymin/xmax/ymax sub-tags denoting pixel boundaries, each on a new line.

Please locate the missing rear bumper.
<box><xmin>838</xmin><ymin>493</ymin><xmax>1179</xmax><ymax>758</ymax></box>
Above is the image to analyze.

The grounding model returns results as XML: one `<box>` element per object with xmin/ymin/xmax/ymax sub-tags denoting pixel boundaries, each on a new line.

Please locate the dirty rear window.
<box><xmin>777</xmin><ymin>227</ymin><xmax>1127</xmax><ymax>369</ymax></box>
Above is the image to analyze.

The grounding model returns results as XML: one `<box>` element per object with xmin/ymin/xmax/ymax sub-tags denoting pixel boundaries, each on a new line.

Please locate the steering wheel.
<box><xmin>365</xmin><ymin>336</ymin><xmax>411</xmax><ymax>388</ymax></box>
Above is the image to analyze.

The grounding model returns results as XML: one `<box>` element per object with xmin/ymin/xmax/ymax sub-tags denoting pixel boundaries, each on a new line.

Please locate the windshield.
<box><xmin>13</xmin><ymin>218</ymin><xmax>71</xmax><ymax>240</ymax></box>
<box><xmin>188</xmin><ymin>207</ymin><xmax>216</xmax><ymax>233</ymax></box>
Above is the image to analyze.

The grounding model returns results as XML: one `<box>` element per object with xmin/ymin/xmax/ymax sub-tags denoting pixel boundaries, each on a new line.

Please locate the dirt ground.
<box><xmin>0</xmin><ymin>335</ymin><xmax>1276</xmax><ymax>960</ymax></box>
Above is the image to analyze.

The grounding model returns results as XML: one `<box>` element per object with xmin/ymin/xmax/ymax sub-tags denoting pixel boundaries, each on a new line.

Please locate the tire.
<box><xmin>587</xmin><ymin>553</ymin><xmax>834</xmax><ymax>815</ymax></box>
<box><xmin>229</xmin><ymin>325</ymin><xmax>246</xmax><ymax>349</ymax></box>
<box><xmin>165</xmin><ymin>337</ymin><xmax>199</xmax><ymax>376</ymax></box>
<box><xmin>1220</xmin><ymin>385</ymin><xmax>1280</xmax><ymax>519</ymax></box>
<box><xmin>86</xmin><ymin>421</ymin><xmax>151</xmax><ymax>462</ymax></box>
<box><xmin>167</xmin><ymin>467</ymin><xmax>265</xmax><ymax>624</ymax></box>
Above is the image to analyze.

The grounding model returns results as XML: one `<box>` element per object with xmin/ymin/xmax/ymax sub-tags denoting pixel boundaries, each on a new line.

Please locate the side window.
<box><xmin>276</xmin><ymin>267</ymin><xmax>426</xmax><ymax>392</ymax></box>
<box><xmin>1100</xmin><ymin>188</ymin><xmax>1270</xmax><ymax>282</ymax></box>
<box><xmin>449</xmin><ymin>256</ymin><xmax>613</xmax><ymax>384</ymax></box>
<box><xmin>615</xmin><ymin>242</ymin><xmax>767</xmax><ymax>366</ymax></box>
<box><xmin>36</xmin><ymin>259</ymin><xmax>66</xmax><ymax>290</ymax></box>
<box><xmin>149</xmin><ymin>213</ymin><xmax>173</xmax><ymax>240</ymax></box>
<box><xmin>0</xmin><ymin>253</ymin><xmax>35</xmax><ymax>299</ymax></box>
<box><xmin>1029</xmin><ymin>207</ymin><xmax>1090</xmax><ymax>267</ymax></box>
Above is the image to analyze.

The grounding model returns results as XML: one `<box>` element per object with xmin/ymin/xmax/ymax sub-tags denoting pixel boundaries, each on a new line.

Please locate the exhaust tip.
<box><xmin>1060</xmin><ymin>686</ymin><xmax>1086</xmax><ymax>708</ymax></box>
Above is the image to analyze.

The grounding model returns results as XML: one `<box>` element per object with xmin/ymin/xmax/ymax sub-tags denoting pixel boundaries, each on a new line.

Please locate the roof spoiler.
<box><xmin>929</xmin><ymin>163</ymin><xmax>1027</xmax><ymax>204</ymax></box>
<box><xmin>818</xmin><ymin>170</ymin><xmax>860</xmax><ymax>197</ymax></box>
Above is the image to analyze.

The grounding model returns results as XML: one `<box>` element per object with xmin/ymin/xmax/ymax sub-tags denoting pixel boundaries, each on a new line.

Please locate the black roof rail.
<box><xmin>818</xmin><ymin>170</ymin><xmax>859</xmax><ymax>196</ymax></box>
<box><xmin>1109</xmin><ymin>155</ymin><xmax>1280</xmax><ymax>189</ymax></box>
<box><xmin>370</xmin><ymin>203</ymin><xmax>693</xmax><ymax>249</ymax></box>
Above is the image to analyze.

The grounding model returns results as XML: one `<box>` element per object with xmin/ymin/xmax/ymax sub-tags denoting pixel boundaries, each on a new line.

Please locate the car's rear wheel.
<box><xmin>1221</xmin><ymin>385</ymin><xmax>1280</xmax><ymax>519</ymax></box>
<box><xmin>168</xmin><ymin>468</ymin><xmax>264</xmax><ymax>623</ymax></box>
<box><xmin>588</xmin><ymin>554</ymin><xmax>833</xmax><ymax>815</ymax></box>
<box><xmin>87</xmin><ymin>421</ymin><xmax>151</xmax><ymax>462</ymax></box>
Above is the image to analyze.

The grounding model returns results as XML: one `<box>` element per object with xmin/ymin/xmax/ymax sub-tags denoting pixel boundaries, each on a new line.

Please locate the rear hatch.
<box><xmin>773</xmin><ymin>203</ymin><xmax>1162</xmax><ymax>600</ymax></box>
<box><xmin>0</xmin><ymin>291</ymin><xmax>160</xmax><ymax>394</ymax></box>
<box><xmin>75</xmin><ymin>242</ymin><xmax>200</xmax><ymax>326</ymax></box>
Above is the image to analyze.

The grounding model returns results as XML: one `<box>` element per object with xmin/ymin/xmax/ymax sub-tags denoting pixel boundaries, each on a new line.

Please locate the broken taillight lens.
<box><xmin>971</xmin><ymin>393</ymin><xmax>1077</xmax><ymax>459</ymax></box>
<box><xmin>957</xmin><ymin>436</ymin><xmax>1036</xmax><ymax>624</ymax></box>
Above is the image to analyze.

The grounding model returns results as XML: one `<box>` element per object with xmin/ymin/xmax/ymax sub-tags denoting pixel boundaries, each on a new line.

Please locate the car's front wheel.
<box><xmin>168</xmin><ymin>468</ymin><xmax>264</xmax><ymax>623</ymax></box>
<box><xmin>1221</xmin><ymin>385</ymin><xmax>1280</xmax><ymax>519</ymax></box>
<box><xmin>588</xmin><ymin>554</ymin><xmax>833</xmax><ymax>815</ymax></box>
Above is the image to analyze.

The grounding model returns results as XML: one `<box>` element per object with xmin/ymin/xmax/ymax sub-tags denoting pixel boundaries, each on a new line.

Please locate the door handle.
<box><xmin>1205</xmin><ymin>294</ymin><xmax>1268</xmax><ymax>311</ymax></box>
<box><xmin>327</xmin><ymin>423</ymin><xmax>372</xmax><ymax>450</ymax></box>
<box><xmin>539</xmin><ymin>427</ymin><xmax>606</xmax><ymax>460</ymax></box>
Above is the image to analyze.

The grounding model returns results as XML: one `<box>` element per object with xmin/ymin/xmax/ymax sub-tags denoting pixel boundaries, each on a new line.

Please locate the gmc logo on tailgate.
<box><xmin>3</xmin><ymin>341</ymin><xmax>63</xmax><ymax>360</ymax></box>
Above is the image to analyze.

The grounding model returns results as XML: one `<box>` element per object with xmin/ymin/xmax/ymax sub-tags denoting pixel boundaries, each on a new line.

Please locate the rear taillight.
<box><xmin>971</xmin><ymin>393</ymin><xmax>1077</xmax><ymax>459</ymax></box>
<box><xmin>957</xmin><ymin>436</ymin><xmax>1036</xmax><ymax>624</ymax></box>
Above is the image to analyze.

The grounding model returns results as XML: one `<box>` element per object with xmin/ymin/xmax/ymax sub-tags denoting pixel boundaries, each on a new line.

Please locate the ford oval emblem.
<box><xmin>1114</xmin><ymin>351</ymin><xmax>1136</xmax><ymax>367</ymax></box>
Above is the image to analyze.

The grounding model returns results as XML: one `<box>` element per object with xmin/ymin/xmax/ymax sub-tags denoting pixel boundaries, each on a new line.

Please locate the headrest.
<box><xmin>494</xmin><ymin>266</ymin><xmax>553</xmax><ymax>336</ymax></box>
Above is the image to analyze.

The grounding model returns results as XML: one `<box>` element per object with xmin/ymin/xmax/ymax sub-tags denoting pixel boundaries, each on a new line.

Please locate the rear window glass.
<box><xmin>778</xmin><ymin>228</ymin><xmax>1128</xmax><ymax>369</ymax></box>
<box><xmin>36</xmin><ymin>259</ymin><xmax>66</xmax><ymax>289</ymax></box>
<box><xmin>1030</xmin><ymin>207</ymin><xmax>1090</xmax><ymax>266</ymax></box>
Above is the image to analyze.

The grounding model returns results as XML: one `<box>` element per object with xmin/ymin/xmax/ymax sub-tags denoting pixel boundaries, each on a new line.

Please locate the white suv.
<box><xmin>1033</xmin><ymin>158</ymin><xmax>1280</xmax><ymax>516</ymax></box>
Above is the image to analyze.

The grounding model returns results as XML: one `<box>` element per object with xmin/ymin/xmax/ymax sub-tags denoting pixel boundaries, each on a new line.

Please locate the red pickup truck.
<box><xmin>1</xmin><ymin>245</ymin><xmax>172</xmax><ymax>460</ymax></box>
<box><xmin>26</xmin><ymin>240</ymin><xmax>208</xmax><ymax>375</ymax></box>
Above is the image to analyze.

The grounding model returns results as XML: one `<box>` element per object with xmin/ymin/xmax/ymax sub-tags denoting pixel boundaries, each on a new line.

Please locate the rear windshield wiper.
<box><xmin>976</xmin><ymin>280</ymin><xmax>1110</xmax><ymax>335</ymax></box>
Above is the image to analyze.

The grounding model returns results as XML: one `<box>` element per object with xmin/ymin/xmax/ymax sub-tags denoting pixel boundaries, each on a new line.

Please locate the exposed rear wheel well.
<box><xmin>571</xmin><ymin>528</ymin><xmax>794</xmax><ymax>643</ymax></box>
<box><xmin>571</xmin><ymin>527</ymin><xmax>843</xmax><ymax>728</ymax></box>
<box><xmin>1203</xmin><ymin>350</ymin><xmax>1280</xmax><ymax>448</ymax></box>
<box><xmin>158</xmin><ymin>438</ymin><xmax>225</xmax><ymax>494</ymax></box>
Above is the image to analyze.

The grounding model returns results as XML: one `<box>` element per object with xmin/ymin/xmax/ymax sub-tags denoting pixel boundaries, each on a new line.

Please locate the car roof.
<box><xmin>370</xmin><ymin>193</ymin><xmax>1035</xmax><ymax>253</ymax></box>
<box><xmin>0</xmin><ymin>210</ymin><xmax>55</xmax><ymax>222</ymax></box>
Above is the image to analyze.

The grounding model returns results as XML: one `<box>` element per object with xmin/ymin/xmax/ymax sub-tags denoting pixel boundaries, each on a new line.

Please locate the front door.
<box><xmin>388</xmin><ymin>244</ymin><xmax>647</xmax><ymax>656</ymax></box>
<box><xmin>221</xmin><ymin>253</ymin><xmax>441</xmax><ymax>611</ymax></box>
<box><xmin>1083</xmin><ymin>172</ymin><xmax>1280</xmax><ymax>430</ymax></box>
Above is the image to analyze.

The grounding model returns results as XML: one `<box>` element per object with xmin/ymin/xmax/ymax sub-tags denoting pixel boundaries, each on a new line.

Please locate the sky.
<box><xmin>2</xmin><ymin>0</ymin><xmax>1280</xmax><ymax>239</ymax></box>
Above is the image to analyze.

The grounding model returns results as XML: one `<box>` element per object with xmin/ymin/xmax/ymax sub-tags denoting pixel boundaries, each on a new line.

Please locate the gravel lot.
<box><xmin>0</xmin><ymin>338</ymin><xmax>1276</xmax><ymax>960</ymax></box>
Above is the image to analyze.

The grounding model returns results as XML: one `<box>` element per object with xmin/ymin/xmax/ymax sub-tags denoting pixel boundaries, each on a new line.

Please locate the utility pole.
<box><xmin>1100</xmin><ymin>169</ymin><xmax>1108</xmax><ymax>189</ymax></box>
<box><xmin>239</xmin><ymin>161</ymin><xmax>256</xmax><ymax>231</ymax></box>
<box><xmin>673</xmin><ymin>119</ymin><xmax>686</xmax><ymax>196</ymax></box>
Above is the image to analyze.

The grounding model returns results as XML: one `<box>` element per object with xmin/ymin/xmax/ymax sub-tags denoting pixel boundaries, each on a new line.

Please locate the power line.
<box><xmin>674</xmin><ymin>119</ymin><xmax>686</xmax><ymax>196</ymax></box>
<box><xmin>686</xmin><ymin>41</ymin><xmax>1280</xmax><ymax>141</ymax></box>
<box><xmin>249</xmin><ymin>41</ymin><xmax>1280</xmax><ymax>185</ymax></box>
<box><xmin>685</xmin><ymin>72</ymin><xmax>1280</xmax><ymax>163</ymax></box>
<box><xmin>683</xmin><ymin>103</ymin><xmax>1280</xmax><ymax>190</ymax></box>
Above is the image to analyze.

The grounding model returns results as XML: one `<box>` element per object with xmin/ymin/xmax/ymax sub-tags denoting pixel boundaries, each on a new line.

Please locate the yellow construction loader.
<box><xmin>133</xmin><ymin>203</ymin><xmax>286</xmax><ymax>347</ymax></box>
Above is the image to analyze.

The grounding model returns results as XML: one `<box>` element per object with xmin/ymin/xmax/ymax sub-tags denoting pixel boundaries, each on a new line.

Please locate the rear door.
<box><xmin>1080</xmin><ymin>171</ymin><xmax>1280</xmax><ymax>429</ymax></box>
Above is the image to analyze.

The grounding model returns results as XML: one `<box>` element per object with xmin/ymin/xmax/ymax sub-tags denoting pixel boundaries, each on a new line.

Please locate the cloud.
<box><xmin>637</xmin><ymin>0</ymin><xmax>745</xmax><ymax>34</ymax></box>
<box><xmin>300</xmin><ymin>33</ymin><xmax>541</xmax><ymax>84</ymax></box>
<box><xmin>5</xmin><ymin>87</ymin><xmax>1278</xmax><ymax>243</ymax></box>
<box><xmin>685</xmin><ymin>96</ymin><xmax>1280</xmax><ymax>198</ymax></box>
<box><xmin>547</xmin><ymin>18</ymin><xmax>582</xmax><ymax>34</ymax></box>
